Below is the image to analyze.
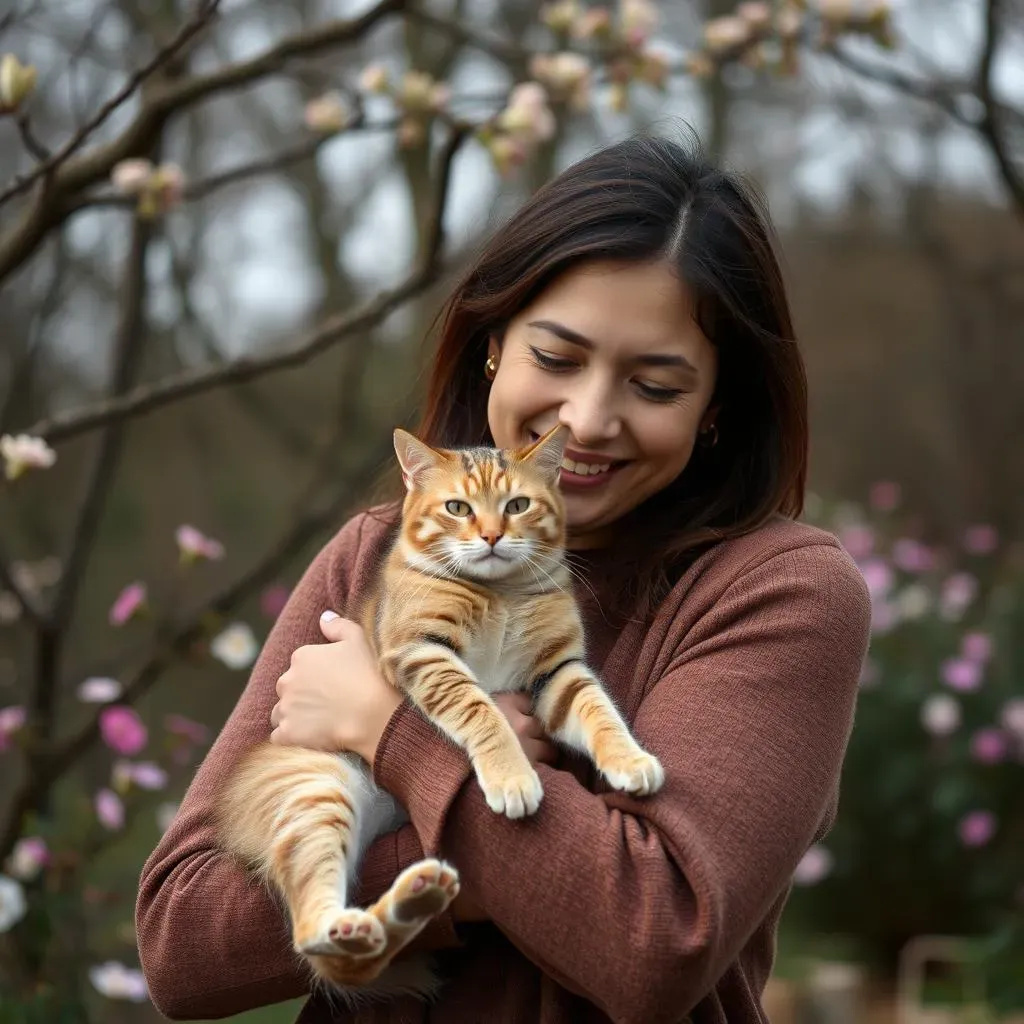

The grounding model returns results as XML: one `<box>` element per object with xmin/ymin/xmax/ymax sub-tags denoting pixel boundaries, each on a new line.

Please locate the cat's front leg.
<box><xmin>533</xmin><ymin>660</ymin><xmax>665</xmax><ymax>796</ymax></box>
<box><xmin>391</xmin><ymin>642</ymin><xmax>544</xmax><ymax>818</ymax></box>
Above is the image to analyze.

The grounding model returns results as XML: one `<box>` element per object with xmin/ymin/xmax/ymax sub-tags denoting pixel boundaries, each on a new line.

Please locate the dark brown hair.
<box><xmin>413</xmin><ymin>133</ymin><xmax>807</xmax><ymax>617</ymax></box>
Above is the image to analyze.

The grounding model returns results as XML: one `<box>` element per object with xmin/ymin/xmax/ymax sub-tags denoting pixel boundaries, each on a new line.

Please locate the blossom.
<box><xmin>5</xmin><ymin>837</ymin><xmax>49</xmax><ymax>881</ymax></box>
<box><xmin>94</xmin><ymin>789</ymin><xmax>125</xmax><ymax>830</ymax></box>
<box><xmin>111</xmin><ymin>159</ymin><xmax>154</xmax><ymax>194</ymax></box>
<box><xmin>620</xmin><ymin>0</ymin><xmax>659</xmax><ymax>46</ymax></box>
<box><xmin>960</xmin><ymin>632</ymin><xmax>993</xmax><ymax>664</ymax></box>
<box><xmin>0</xmin><ymin>705</ymin><xmax>26</xmax><ymax>751</ymax></box>
<box><xmin>737</xmin><ymin>2</ymin><xmax>772</xmax><ymax>31</ymax></box>
<box><xmin>164</xmin><ymin>713</ymin><xmax>209</xmax><ymax>745</ymax></box>
<box><xmin>398</xmin><ymin>70</ymin><xmax>449</xmax><ymax>113</ymax></box>
<box><xmin>175</xmin><ymin>524</ymin><xmax>225</xmax><ymax>563</ymax></box>
<box><xmin>0</xmin><ymin>874</ymin><xmax>27</xmax><ymax>933</ymax></box>
<box><xmin>858</xmin><ymin>557</ymin><xmax>893</xmax><ymax>600</ymax></box>
<box><xmin>895</xmin><ymin>584</ymin><xmax>931</xmax><ymax>621</ymax></box>
<box><xmin>921</xmin><ymin>694</ymin><xmax>961</xmax><ymax>737</ymax></box>
<box><xmin>529</xmin><ymin>52</ymin><xmax>591</xmax><ymax>109</ymax></box>
<box><xmin>89</xmin><ymin>961</ymin><xmax>148</xmax><ymax>1002</ymax></box>
<box><xmin>0</xmin><ymin>54</ymin><xmax>37</xmax><ymax>112</ymax></box>
<box><xmin>260</xmin><ymin>584</ymin><xmax>291</xmax><ymax>620</ymax></box>
<box><xmin>838</xmin><ymin>523</ymin><xmax>874</xmax><ymax>560</ymax></box>
<box><xmin>962</xmin><ymin>524</ymin><xmax>998</xmax><ymax>556</ymax></box>
<box><xmin>499</xmin><ymin>83</ymin><xmax>556</xmax><ymax>142</ymax></box>
<box><xmin>703</xmin><ymin>16</ymin><xmax>751</xmax><ymax>55</ymax></box>
<box><xmin>303</xmin><ymin>92</ymin><xmax>352</xmax><ymax>134</ymax></box>
<box><xmin>359</xmin><ymin>63</ymin><xmax>389</xmax><ymax>93</ymax></box>
<box><xmin>541</xmin><ymin>0</ymin><xmax>581</xmax><ymax>33</ymax></box>
<box><xmin>1000</xmin><ymin>699</ymin><xmax>1024</xmax><ymax>740</ymax></box>
<box><xmin>940</xmin><ymin>657</ymin><xmax>983</xmax><ymax>694</ymax></box>
<box><xmin>939</xmin><ymin>572</ymin><xmax>977</xmax><ymax>621</ymax></box>
<box><xmin>970</xmin><ymin>728</ymin><xmax>1008</xmax><ymax>765</ymax></box>
<box><xmin>109</xmin><ymin>581</ymin><xmax>147</xmax><ymax>626</ymax></box>
<box><xmin>891</xmin><ymin>538</ymin><xmax>935</xmax><ymax>574</ymax></box>
<box><xmin>793</xmin><ymin>844</ymin><xmax>833</xmax><ymax>886</ymax></box>
<box><xmin>99</xmin><ymin>706</ymin><xmax>148</xmax><ymax>756</ymax></box>
<box><xmin>1</xmin><ymin>433</ymin><xmax>56</xmax><ymax>480</ymax></box>
<box><xmin>113</xmin><ymin>759</ymin><xmax>168</xmax><ymax>791</ymax></box>
<box><xmin>77</xmin><ymin>677</ymin><xmax>122</xmax><ymax>703</ymax></box>
<box><xmin>572</xmin><ymin>6</ymin><xmax>612</xmax><ymax>39</ymax></box>
<box><xmin>210</xmin><ymin>622</ymin><xmax>259</xmax><ymax>670</ymax></box>
<box><xmin>958</xmin><ymin>810</ymin><xmax>996</xmax><ymax>848</ymax></box>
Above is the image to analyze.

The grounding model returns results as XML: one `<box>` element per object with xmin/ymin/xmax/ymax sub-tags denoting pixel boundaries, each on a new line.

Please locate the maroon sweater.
<box><xmin>136</xmin><ymin>511</ymin><xmax>870</xmax><ymax>1023</ymax></box>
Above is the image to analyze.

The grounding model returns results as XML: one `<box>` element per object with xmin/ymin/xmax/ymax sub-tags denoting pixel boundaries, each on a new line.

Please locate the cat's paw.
<box><xmin>602</xmin><ymin>749</ymin><xmax>665</xmax><ymax>796</ymax></box>
<box><xmin>478</xmin><ymin>766</ymin><xmax>544</xmax><ymax>819</ymax></box>
<box><xmin>389</xmin><ymin>858</ymin><xmax>460</xmax><ymax>925</ymax></box>
<box><xmin>297</xmin><ymin>909</ymin><xmax>386</xmax><ymax>959</ymax></box>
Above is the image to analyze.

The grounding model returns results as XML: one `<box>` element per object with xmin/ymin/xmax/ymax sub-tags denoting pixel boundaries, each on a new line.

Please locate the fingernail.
<box><xmin>320</xmin><ymin>610</ymin><xmax>339</xmax><ymax>623</ymax></box>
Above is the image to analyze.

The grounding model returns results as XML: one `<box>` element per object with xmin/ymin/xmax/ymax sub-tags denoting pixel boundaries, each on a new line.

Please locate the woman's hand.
<box><xmin>493</xmin><ymin>691</ymin><xmax>558</xmax><ymax>766</ymax></box>
<box><xmin>269</xmin><ymin>611</ymin><xmax>402</xmax><ymax>766</ymax></box>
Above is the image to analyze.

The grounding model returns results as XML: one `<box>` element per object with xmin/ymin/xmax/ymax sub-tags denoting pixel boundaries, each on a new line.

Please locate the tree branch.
<box><xmin>22</xmin><ymin>125</ymin><xmax>469</xmax><ymax>446</ymax></box>
<box><xmin>976</xmin><ymin>0</ymin><xmax>1024</xmax><ymax>218</ymax></box>
<box><xmin>0</xmin><ymin>0</ymin><xmax>221</xmax><ymax>207</ymax></box>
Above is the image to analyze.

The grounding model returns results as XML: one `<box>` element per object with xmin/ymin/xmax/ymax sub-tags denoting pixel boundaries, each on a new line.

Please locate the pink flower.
<box><xmin>109</xmin><ymin>582</ymin><xmax>146</xmax><ymax>626</ymax></box>
<box><xmin>958</xmin><ymin>810</ymin><xmax>996</xmax><ymax>848</ymax></box>
<box><xmin>970</xmin><ymin>728</ymin><xmax>1008</xmax><ymax>765</ymax></box>
<box><xmin>839</xmin><ymin>524</ymin><xmax>874</xmax><ymax>560</ymax></box>
<box><xmin>960</xmin><ymin>632</ymin><xmax>993</xmax><ymax>664</ymax></box>
<box><xmin>5</xmin><ymin>837</ymin><xmax>50</xmax><ymax>880</ymax></box>
<box><xmin>94</xmin><ymin>789</ymin><xmax>125</xmax><ymax>831</ymax></box>
<box><xmin>164</xmin><ymin>713</ymin><xmax>209</xmax><ymax>745</ymax></box>
<box><xmin>113</xmin><ymin>760</ymin><xmax>168</xmax><ymax>790</ymax></box>
<box><xmin>793</xmin><ymin>844</ymin><xmax>833</xmax><ymax>886</ymax></box>
<box><xmin>175</xmin><ymin>525</ymin><xmax>224</xmax><ymax>562</ymax></box>
<box><xmin>891</xmin><ymin>538</ymin><xmax>935</xmax><ymax>574</ymax></box>
<box><xmin>940</xmin><ymin>657</ymin><xmax>983</xmax><ymax>693</ymax></box>
<box><xmin>260</xmin><ymin>584</ymin><xmax>291</xmax><ymax>620</ymax></box>
<box><xmin>0</xmin><ymin>705</ymin><xmax>26</xmax><ymax>751</ymax></box>
<box><xmin>939</xmin><ymin>572</ymin><xmax>977</xmax><ymax>620</ymax></box>
<box><xmin>868</xmin><ymin>480</ymin><xmax>901</xmax><ymax>512</ymax></box>
<box><xmin>962</xmin><ymin>524</ymin><xmax>998</xmax><ymax>556</ymax></box>
<box><xmin>98</xmin><ymin>706</ymin><xmax>147</xmax><ymax>756</ymax></box>
<box><xmin>858</xmin><ymin>557</ymin><xmax>893</xmax><ymax>599</ymax></box>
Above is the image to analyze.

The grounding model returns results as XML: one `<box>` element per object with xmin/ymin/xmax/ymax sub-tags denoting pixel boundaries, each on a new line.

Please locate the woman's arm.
<box><xmin>135</xmin><ymin>515</ymin><xmax>460</xmax><ymax>1021</ymax></box>
<box><xmin>371</xmin><ymin>542</ymin><xmax>871</xmax><ymax>1024</ymax></box>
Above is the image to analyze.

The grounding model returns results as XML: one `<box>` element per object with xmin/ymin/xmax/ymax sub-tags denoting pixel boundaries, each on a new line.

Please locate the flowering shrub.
<box><xmin>786</xmin><ymin>488</ymin><xmax>1024</xmax><ymax>1009</ymax></box>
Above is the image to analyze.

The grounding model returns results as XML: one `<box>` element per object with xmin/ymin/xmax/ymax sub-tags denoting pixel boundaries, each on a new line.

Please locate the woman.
<box><xmin>136</xmin><ymin>136</ymin><xmax>871</xmax><ymax>1023</ymax></box>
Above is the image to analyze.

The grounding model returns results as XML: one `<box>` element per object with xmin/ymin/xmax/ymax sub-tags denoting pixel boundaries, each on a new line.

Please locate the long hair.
<box><xmin>409</xmin><ymin>133</ymin><xmax>807</xmax><ymax>618</ymax></box>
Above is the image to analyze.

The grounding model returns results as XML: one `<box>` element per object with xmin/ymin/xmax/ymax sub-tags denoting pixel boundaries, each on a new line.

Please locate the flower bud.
<box><xmin>0</xmin><ymin>54</ymin><xmax>37</xmax><ymax>113</ymax></box>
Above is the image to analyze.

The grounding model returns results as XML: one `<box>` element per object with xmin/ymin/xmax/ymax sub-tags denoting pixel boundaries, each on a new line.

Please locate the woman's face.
<box><xmin>487</xmin><ymin>259</ymin><xmax>719</xmax><ymax>548</ymax></box>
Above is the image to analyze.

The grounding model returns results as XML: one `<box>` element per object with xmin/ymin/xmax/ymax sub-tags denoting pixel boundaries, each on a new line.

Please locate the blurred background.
<box><xmin>0</xmin><ymin>0</ymin><xmax>1022</xmax><ymax>1020</ymax></box>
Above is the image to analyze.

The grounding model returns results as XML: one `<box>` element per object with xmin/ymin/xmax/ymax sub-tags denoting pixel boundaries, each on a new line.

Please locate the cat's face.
<box><xmin>394</xmin><ymin>427</ymin><xmax>568</xmax><ymax>582</ymax></box>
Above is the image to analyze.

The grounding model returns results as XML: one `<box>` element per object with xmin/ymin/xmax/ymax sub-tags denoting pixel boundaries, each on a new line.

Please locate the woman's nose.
<box><xmin>559</xmin><ymin>377</ymin><xmax>622</xmax><ymax>446</ymax></box>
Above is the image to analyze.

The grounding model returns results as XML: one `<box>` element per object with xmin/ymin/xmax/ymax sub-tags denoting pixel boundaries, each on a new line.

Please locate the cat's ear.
<box><xmin>518</xmin><ymin>424</ymin><xmax>569</xmax><ymax>483</ymax></box>
<box><xmin>393</xmin><ymin>429</ymin><xmax>443</xmax><ymax>491</ymax></box>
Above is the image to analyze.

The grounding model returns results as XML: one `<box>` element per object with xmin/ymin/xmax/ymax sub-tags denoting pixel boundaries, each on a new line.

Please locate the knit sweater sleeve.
<box><xmin>373</xmin><ymin>541</ymin><xmax>871</xmax><ymax>1024</ymax></box>
<box><xmin>135</xmin><ymin>512</ymin><xmax>460</xmax><ymax>1021</ymax></box>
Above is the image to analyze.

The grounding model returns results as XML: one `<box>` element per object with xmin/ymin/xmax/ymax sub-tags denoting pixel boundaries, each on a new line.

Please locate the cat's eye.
<box><xmin>505</xmin><ymin>497</ymin><xmax>530</xmax><ymax>515</ymax></box>
<box><xmin>445</xmin><ymin>500</ymin><xmax>472</xmax><ymax>517</ymax></box>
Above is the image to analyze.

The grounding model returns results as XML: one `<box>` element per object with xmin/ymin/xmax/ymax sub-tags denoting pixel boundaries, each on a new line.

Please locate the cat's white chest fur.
<box><xmin>463</xmin><ymin>605</ymin><xmax>535</xmax><ymax>694</ymax></box>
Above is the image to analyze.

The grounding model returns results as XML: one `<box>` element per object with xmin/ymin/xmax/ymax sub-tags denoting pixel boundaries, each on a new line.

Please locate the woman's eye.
<box><xmin>506</xmin><ymin>497</ymin><xmax>530</xmax><ymax>515</ymax></box>
<box><xmin>635</xmin><ymin>381</ymin><xmax>684</xmax><ymax>403</ymax></box>
<box><xmin>529</xmin><ymin>347</ymin><xmax>575</xmax><ymax>371</ymax></box>
<box><xmin>445</xmin><ymin>500</ymin><xmax>472</xmax><ymax>517</ymax></box>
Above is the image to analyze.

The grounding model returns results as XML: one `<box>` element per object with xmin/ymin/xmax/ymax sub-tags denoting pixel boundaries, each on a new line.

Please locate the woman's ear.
<box><xmin>699</xmin><ymin>403</ymin><xmax>721</xmax><ymax>433</ymax></box>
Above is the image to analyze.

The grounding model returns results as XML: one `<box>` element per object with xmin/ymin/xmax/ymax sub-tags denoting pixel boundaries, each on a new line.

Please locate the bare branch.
<box><xmin>0</xmin><ymin>552</ymin><xmax>46</xmax><ymax>628</ymax></box>
<box><xmin>976</xmin><ymin>0</ymin><xmax>1024</xmax><ymax>217</ymax></box>
<box><xmin>22</xmin><ymin>125</ymin><xmax>470</xmax><ymax>446</ymax></box>
<box><xmin>0</xmin><ymin>0</ymin><xmax>221</xmax><ymax>207</ymax></box>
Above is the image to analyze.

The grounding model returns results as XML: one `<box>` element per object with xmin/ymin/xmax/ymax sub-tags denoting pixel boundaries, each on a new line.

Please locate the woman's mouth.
<box><xmin>529</xmin><ymin>432</ymin><xmax>627</xmax><ymax>490</ymax></box>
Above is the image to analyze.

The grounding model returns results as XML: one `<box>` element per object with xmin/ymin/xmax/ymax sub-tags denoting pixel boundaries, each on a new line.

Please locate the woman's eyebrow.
<box><xmin>527</xmin><ymin>319</ymin><xmax>699</xmax><ymax>375</ymax></box>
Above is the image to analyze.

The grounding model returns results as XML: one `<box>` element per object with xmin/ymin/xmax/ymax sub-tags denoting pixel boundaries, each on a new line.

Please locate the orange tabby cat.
<box><xmin>216</xmin><ymin>425</ymin><xmax>664</xmax><ymax>996</ymax></box>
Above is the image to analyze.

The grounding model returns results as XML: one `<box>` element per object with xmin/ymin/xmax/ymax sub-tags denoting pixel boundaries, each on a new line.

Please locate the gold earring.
<box><xmin>484</xmin><ymin>354</ymin><xmax>498</xmax><ymax>381</ymax></box>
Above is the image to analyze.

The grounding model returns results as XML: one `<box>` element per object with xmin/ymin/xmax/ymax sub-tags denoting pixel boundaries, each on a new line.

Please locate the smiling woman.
<box><xmin>136</xmin><ymin>135</ymin><xmax>870</xmax><ymax>1024</ymax></box>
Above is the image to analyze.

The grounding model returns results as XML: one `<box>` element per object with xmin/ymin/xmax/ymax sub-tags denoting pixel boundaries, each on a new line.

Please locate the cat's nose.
<box><xmin>480</xmin><ymin>528</ymin><xmax>503</xmax><ymax>547</ymax></box>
